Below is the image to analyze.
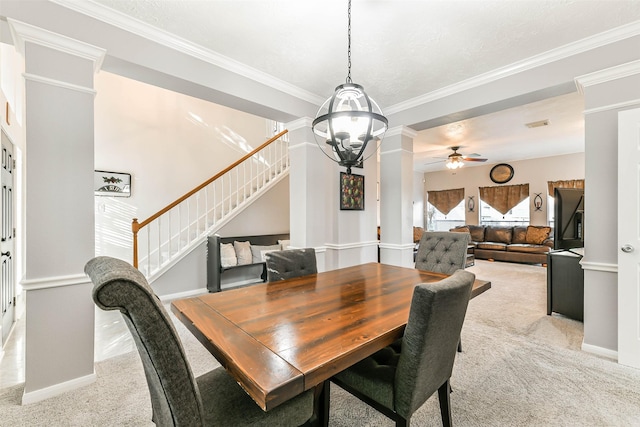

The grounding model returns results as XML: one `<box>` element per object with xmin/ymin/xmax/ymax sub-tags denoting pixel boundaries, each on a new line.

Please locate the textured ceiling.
<box><xmin>89</xmin><ymin>0</ymin><xmax>640</xmax><ymax>171</ymax></box>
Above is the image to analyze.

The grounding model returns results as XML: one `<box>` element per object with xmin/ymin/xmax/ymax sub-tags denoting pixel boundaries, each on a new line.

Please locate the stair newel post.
<box><xmin>132</xmin><ymin>218</ymin><xmax>140</xmax><ymax>268</ymax></box>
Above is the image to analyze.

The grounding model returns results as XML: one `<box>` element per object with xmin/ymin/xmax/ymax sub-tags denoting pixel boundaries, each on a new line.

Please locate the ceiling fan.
<box><xmin>426</xmin><ymin>146</ymin><xmax>488</xmax><ymax>169</ymax></box>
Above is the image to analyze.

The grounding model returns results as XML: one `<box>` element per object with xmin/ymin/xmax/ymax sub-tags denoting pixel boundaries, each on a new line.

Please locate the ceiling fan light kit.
<box><xmin>445</xmin><ymin>146</ymin><xmax>487</xmax><ymax>169</ymax></box>
<box><xmin>311</xmin><ymin>0</ymin><xmax>387</xmax><ymax>175</ymax></box>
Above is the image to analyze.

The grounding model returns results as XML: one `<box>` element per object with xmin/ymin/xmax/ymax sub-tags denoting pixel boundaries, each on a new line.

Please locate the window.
<box><xmin>480</xmin><ymin>197</ymin><xmax>530</xmax><ymax>226</ymax></box>
<box><xmin>426</xmin><ymin>199</ymin><xmax>465</xmax><ymax>231</ymax></box>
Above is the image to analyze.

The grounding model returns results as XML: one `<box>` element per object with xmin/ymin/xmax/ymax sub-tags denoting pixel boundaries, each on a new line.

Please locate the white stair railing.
<box><xmin>132</xmin><ymin>130</ymin><xmax>289</xmax><ymax>280</ymax></box>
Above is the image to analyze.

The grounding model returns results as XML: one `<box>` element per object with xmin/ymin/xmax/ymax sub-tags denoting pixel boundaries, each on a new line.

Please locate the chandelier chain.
<box><xmin>346</xmin><ymin>0</ymin><xmax>352</xmax><ymax>83</ymax></box>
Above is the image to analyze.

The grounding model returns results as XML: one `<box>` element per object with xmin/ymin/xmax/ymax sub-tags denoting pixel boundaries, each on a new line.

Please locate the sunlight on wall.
<box><xmin>95</xmin><ymin>198</ymin><xmax>138</xmax><ymax>263</ymax></box>
<box><xmin>94</xmin><ymin>71</ymin><xmax>272</xmax><ymax>260</ymax></box>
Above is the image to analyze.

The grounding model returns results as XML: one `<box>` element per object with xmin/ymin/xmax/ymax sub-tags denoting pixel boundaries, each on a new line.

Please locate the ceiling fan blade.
<box><xmin>462</xmin><ymin>157</ymin><xmax>487</xmax><ymax>162</ymax></box>
<box><xmin>423</xmin><ymin>159</ymin><xmax>445</xmax><ymax>165</ymax></box>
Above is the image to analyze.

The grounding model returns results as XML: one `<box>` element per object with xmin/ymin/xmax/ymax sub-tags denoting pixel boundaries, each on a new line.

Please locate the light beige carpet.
<box><xmin>2</xmin><ymin>260</ymin><xmax>640</xmax><ymax>426</ymax></box>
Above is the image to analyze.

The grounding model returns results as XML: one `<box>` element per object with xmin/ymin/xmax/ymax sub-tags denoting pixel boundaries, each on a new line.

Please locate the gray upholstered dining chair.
<box><xmin>415</xmin><ymin>231</ymin><xmax>471</xmax><ymax>353</ymax></box>
<box><xmin>265</xmin><ymin>248</ymin><xmax>317</xmax><ymax>282</ymax></box>
<box><xmin>85</xmin><ymin>256</ymin><xmax>313</xmax><ymax>427</ymax></box>
<box><xmin>327</xmin><ymin>269</ymin><xmax>475</xmax><ymax>427</ymax></box>
<box><xmin>415</xmin><ymin>231</ymin><xmax>471</xmax><ymax>275</ymax></box>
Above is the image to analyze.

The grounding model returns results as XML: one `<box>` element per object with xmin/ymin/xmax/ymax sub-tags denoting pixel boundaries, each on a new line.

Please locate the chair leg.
<box><xmin>437</xmin><ymin>380</ymin><xmax>452</xmax><ymax>427</ymax></box>
<box><xmin>395</xmin><ymin>417</ymin><xmax>409</xmax><ymax>427</ymax></box>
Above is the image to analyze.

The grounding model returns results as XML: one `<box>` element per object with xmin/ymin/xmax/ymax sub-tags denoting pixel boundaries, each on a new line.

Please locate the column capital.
<box><xmin>8</xmin><ymin>18</ymin><xmax>106</xmax><ymax>73</ymax></box>
<box><xmin>385</xmin><ymin>125</ymin><xmax>418</xmax><ymax>139</ymax></box>
<box><xmin>285</xmin><ymin>117</ymin><xmax>314</xmax><ymax>132</ymax></box>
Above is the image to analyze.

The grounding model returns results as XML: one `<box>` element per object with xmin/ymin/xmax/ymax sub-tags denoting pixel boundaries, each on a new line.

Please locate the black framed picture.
<box><xmin>94</xmin><ymin>170</ymin><xmax>131</xmax><ymax>197</ymax></box>
<box><xmin>340</xmin><ymin>172</ymin><xmax>364</xmax><ymax>210</ymax></box>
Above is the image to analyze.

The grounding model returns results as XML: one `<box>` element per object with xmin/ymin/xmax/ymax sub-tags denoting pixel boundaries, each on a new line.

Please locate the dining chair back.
<box><xmin>265</xmin><ymin>248</ymin><xmax>317</xmax><ymax>282</ymax></box>
<box><xmin>329</xmin><ymin>269</ymin><xmax>476</xmax><ymax>427</ymax></box>
<box><xmin>415</xmin><ymin>231</ymin><xmax>470</xmax><ymax>275</ymax></box>
<box><xmin>85</xmin><ymin>256</ymin><xmax>313</xmax><ymax>427</ymax></box>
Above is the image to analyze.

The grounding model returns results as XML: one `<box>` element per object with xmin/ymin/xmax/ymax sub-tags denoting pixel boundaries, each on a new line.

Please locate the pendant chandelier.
<box><xmin>312</xmin><ymin>0</ymin><xmax>387</xmax><ymax>174</ymax></box>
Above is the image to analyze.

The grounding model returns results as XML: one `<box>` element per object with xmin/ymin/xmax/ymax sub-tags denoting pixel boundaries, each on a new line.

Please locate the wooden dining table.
<box><xmin>171</xmin><ymin>262</ymin><xmax>490</xmax><ymax>419</ymax></box>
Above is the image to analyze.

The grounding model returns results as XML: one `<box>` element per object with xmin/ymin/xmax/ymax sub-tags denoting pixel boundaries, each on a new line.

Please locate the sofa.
<box><xmin>207</xmin><ymin>233</ymin><xmax>290</xmax><ymax>292</ymax></box>
<box><xmin>450</xmin><ymin>225</ymin><xmax>553</xmax><ymax>265</ymax></box>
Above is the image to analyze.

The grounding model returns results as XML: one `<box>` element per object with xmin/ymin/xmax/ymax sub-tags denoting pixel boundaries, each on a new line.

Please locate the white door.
<box><xmin>618</xmin><ymin>107</ymin><xmax>640</xmax><ymax>368</ymax></box>
<box><xmin>0</xmin><ymin>130</ymin><xmax>14</xmax><ymax>345</ymax></box>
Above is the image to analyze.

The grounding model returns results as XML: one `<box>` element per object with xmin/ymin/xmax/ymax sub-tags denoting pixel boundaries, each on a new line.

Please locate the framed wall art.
<box><xmin>340</xmin><ymin>172</ymin><xmax>364</xmax><ymax>210</ymax></box>
<box><xmin>94</xmin><ymin>170</ymin><xmax>131</xmax><ymax>197</ymax></box>
<box><xmin>489</xmin><ymin>163</ymin><xmax>514</xmax><ymax>184</ymax></box>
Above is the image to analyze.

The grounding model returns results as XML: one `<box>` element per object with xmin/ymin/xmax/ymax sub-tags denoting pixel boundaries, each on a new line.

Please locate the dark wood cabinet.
<box><xmin>547</xmin><ymin>249</ymin><xmax>584</xmax><ymax>321</ymax></box>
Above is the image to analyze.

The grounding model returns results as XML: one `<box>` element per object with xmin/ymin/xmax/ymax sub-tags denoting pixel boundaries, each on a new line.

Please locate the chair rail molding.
<box><xmin>20</xmin><ymin>274</ymin><xmax>91</xmax><ymax>291</ymax></box>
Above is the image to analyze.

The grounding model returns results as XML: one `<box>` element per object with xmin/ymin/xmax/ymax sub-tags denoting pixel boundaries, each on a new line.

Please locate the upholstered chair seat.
<box><xmin>265</xmin><ymin>248</ymin><xmax>317</xmax><ymax>282</ymax></box>
<box><xmin>329</xmin><ymin>270</ymin><xmax>476</xmax><ymax>427</ymax></box>
<box><xmin>85</xmin><ymin>256</ymin><xmax>313</xmax><ymax>427</ymax></box>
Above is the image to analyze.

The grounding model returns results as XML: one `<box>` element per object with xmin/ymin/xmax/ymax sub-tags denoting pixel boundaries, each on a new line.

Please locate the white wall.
<box><xmin>218</xmin><ymin>176</ymin><xmax>290</xmax><ymax>237</ymax></box>
<box><xmin>413</xmin><ymin>171</ymin><xmax>424</xmax><ymax>227</ymax></box>
<box><xmin>93</xmin><ymin>71</ymin><xmax>276</xmax><ymax>263</ymax></box>
<box><xmin>423</xmin><ymin>153</ymin><xmax>585</xmax><ymax>226</ymax></box>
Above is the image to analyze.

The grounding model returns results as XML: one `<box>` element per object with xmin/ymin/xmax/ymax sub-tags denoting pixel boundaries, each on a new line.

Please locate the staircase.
<box><xmin>132</xmin><ymin>130</ymin><xmax>289</xmax><ymax>282</ymax></box>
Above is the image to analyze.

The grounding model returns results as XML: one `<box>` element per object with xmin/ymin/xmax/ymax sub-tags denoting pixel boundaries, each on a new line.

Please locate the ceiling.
<box><xmin>87</xmin><ymin>1</ymin><xmax>640</xmax><ymax>172</ymax></box>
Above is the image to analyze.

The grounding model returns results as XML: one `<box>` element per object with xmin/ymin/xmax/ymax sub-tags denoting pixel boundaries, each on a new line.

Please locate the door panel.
<box><xmin>0</xmin><ymin>130</ymin><xmax>14</xmax><ymax>345</ymax></box>
<box><xmin>618</xmin><ymin>107</ymin><xmax>640</xmax><ymax>368</ymax></box>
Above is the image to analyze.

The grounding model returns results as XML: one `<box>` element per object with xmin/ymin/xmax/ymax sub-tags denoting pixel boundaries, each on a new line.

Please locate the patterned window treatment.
<box><xmin>479</xmin><ymin>184</ymin><xmax>529</xmax><ymax>215</ymax></box>
<box><xmin>547</xmin><ymin>179</ymin><xmax>585</xmax><ymax>195</ymax></box>
<box><xmin>427</xmin><ymin>188</ymin><xmax>464</xmax><ymax>215</ymax></box>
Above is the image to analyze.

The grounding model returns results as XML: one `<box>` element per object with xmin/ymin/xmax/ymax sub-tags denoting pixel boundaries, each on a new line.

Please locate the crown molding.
<box><xmin>385</xmin><ymin>125</ymin><xmax>418</xmax><ymax>139</ymax></box>
<box><xmin>51</xmin><ymin>0</ymin><xmax>324</xmax><ymax>105</ymax></box>
<box><xmin>575</xmin><ymin>60</ymin><xmax>640</xmax><ymax>94</ymax></box>
<box><xmin>386</xmin><ymin>20</ymin><xmax>640</xmax><ymax>115</ymax></box>
<box><xmin>7</xmin><ymin>18</ymin><xmax>105</xmax><ymax>73</ymax></box>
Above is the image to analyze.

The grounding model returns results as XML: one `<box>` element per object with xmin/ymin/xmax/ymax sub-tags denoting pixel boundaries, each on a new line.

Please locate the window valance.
<box><xmin>547</xmin><ymin>179</ymin><xmax>584</xmax><ymax>195</ymax></box>
<box><xmin>427</xmin><ymin>188</ymin><xmax>464</xmax><ymax>215</ymax></box>
<box><xmin>479</xmin><ymin>183</ymin><xmax>529</xmax><ymax>215</ymax></box>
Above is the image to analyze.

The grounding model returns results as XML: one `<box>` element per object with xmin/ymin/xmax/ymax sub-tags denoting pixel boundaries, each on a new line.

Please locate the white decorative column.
<box><xmin>575</xmin><ymin>61</ymin><xmax>640</xmax><ymax>359</ymax></box>
<box><xmin>9</xmin><ymin>19</ymin><xmax>105</xmax><ymax>403</ymax></box>
<box><xmin>379</xmin><ymin>126</ymin><xmax>416</xmax><ymax>267</ymax></box>
<box><xmin>286</xmin><ymin>118</ymin><xmax>379</xmax><ymax>271</ymax></box>
<box><xmin>286</xmin><ymin>118</ymin><xmax>331</xmax><ymax>271</ymax></box>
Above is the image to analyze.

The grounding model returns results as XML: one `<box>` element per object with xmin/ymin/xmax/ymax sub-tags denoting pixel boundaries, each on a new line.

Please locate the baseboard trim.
<box><xmin>581</xmin><ymin>342</ymin><xmax>618</xmax><ymax>360</ymax></box>
<box><xmin>22</xmin><ymin>371</ymin><xmax>97</xmax><ymax>405</ymax></box>
<box><xmin>159</xmin><ymin>288</ymin><xmax>208</xmax><ymax>302</ymax></box>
